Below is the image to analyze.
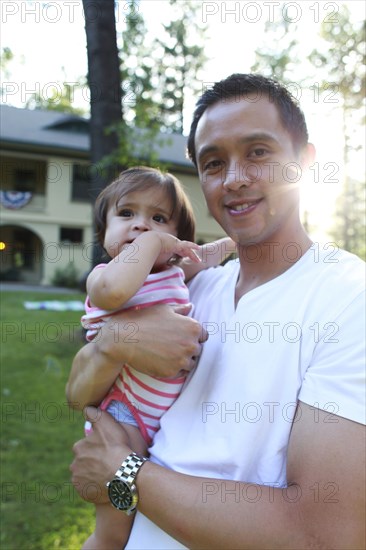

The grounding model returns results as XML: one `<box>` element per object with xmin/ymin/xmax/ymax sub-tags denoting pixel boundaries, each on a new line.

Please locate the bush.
<box><xmin>51</xmin><ymin>262</ymin><xmax>79</xmax><ymax>288</ymax></box>
<box><xmin>0</xmin><ymin>268</ymin><xmax>22</xmax><ymax>281</ymax></box>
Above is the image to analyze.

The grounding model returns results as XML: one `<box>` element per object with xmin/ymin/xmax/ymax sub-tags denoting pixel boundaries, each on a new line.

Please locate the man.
<box><xmin>68</xmin><ymin>74</ymin><xmax>365</xmax><ymax>549</ymax></box>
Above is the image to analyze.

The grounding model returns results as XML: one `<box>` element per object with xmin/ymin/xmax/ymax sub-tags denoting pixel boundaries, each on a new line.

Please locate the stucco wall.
<box><xmin>1</xmin><ymin>151</ymin><xmax>226</xmax><ymax>285</ymax></box>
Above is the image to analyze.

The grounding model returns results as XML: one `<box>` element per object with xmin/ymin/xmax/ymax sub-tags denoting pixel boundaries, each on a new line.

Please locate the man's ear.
<box><xmin>300</xmin><ymin>143</ymin><xmax>316</xmax><ymax>171</ymax></box>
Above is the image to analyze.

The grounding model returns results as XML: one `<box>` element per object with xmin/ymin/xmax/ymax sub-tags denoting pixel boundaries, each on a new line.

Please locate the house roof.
<box><xmin>0</xmin><ymin>104</ymin><xmax>195</xmax><ymax>170</ymax></box>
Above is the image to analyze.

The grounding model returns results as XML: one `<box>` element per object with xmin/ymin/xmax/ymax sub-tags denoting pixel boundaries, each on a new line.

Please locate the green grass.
<box><xmin>1</xmin><ymin>291</ymin><xmax>94</xmax><ymax>549</ymax></box>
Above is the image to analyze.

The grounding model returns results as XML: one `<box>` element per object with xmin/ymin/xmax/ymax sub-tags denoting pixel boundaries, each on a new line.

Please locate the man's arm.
<box><xmin>66</xmin><ymin>304</ymin><xmax>206</xmax><ymax>410</ymax></box>
<box><xmin>182</xmin><ymin>237</ymin><xmax>236</xmax><ymax>282</ymax></box>
<box><xmin>71</xmin><ymin>403</ymin><xmax>365</xmax><ymax>549</ymax></box>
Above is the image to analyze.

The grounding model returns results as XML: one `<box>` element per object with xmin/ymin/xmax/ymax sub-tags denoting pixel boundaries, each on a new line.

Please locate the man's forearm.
<box><xmin>136</xmin><ymin>460</ymin><xmax>362</xmax><ymax>550</ymax></box>
<box><xmin>71</xmin><ymin>406</ymin><xmax>364</xmax><ymax>549</ymax></box>
<box><xmin>133</xmin><ymin>404</ymin><xmax>365</xmax><ymax>550</ymax></box>
<box><xmin>137</xmin><ymin>462</ymin><xmax>307</xmax><ymax>549</ymax></box>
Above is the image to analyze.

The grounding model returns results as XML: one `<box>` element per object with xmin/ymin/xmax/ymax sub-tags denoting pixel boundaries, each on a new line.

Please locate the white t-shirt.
<box><xmin>126</xmin><ymin>246</ymin><xmax>365</xmax><ymax>549</ymax></box>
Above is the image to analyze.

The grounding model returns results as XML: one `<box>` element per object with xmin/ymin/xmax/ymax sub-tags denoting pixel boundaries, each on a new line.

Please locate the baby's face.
<box><xmin>103</xmin><ymin>188</ymin><xmax>177</xmax><ymax>260</ymax></box>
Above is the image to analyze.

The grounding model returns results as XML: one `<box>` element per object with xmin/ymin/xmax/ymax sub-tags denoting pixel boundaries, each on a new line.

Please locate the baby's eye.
<box><xmin>118</xmin><ymin>209</ymin><xmax>133</xmax><ymax>217</ymax></box>
<box><xmin>153</xmin><ymin>214</ymin><xmax>167</xmax><ymax>224</ymax></box>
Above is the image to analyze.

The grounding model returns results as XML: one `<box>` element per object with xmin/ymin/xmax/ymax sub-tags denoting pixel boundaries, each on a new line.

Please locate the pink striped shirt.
<box><xmin>81</xmin><ymin>264</ymin><xmax>190</xmax><ymax>444</ymax></box>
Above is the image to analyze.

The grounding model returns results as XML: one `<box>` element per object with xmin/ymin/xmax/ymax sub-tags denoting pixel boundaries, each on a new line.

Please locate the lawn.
<box><xmin>1</xmin><ymin>290</ymin><xmax>94</xmax><ymax>549</ymax></box>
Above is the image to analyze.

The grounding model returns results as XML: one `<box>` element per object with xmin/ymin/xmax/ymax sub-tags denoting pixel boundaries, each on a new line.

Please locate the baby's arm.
<box><xmin>88</xmin><ymin>231</ymin><xmax>200</xmax><ymax>310</ymax></box>
<box><xmin>182</xmin><ymin>237</ymin><xmax>237</xmax><ymax>282</ymax></box>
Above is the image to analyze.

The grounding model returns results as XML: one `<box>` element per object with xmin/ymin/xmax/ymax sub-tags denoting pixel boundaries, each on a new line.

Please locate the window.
<box><xmin>72</xmin><ymin>164</ymin><xmax>91</xmax><ymax>201</ymax></box>
<box><xmin>60</xmin><ymin>227</ymin><xmax>83</xmax><ymax>245</ymax></box>
<box><xmin>0</xmin><ymin>157</ymin><xmax>46</xmax><ymax>194</ymax></box>
<box><xmin>14</xmin><ymin>169</ymin><xmax>37</xmax><ymax>192</ymax></box>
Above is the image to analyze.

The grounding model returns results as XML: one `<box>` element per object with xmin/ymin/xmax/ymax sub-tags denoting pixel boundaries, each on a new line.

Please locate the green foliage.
<box><xmin>154</xmin><ymin>0</ymin><xmax>208</xmax><ymax>133</ymax></box>
<box><xmin>330</xmin><ymin>178</ymin><xmax>366</xmax><ymax>260</ymax></box>
<box><xmin>0</xmin><ymin>47</ymin><xmax>14</xmax><ymax>78</ymax></box>
<box><xmin>310</xmin><ymin>8</ymin><xmax>365</xmax><ymax>112</ymax></box>
<box><xmin>102</xmin><ymin>122</ymin><xmax>172</xmax><ymax>172</ymax></box>
<box><xmin>25</xmin><ymin>81</ymin><xmax>87</xmax><ymax>116</ymax></box>
<box><xmin>310</xmin><ymin>5</ymin><xmax>365</xmax><ymax>258</ymax></box>
<box><xmin>120</xmin><ymin>4</ymin><xmax>159</xmax><ymax>127</ymax></box>
<box><xmin>51</xmin><ymin>262</ymin><xmax>80</xmax><ymax>289</ymax></box>
<box><xmin>0</xmin><ymin>47</ymin><xmax>15</xmax><ymax>98</ymax></box>
<box><xmin>1</xmin><ymin>290</ymin><xmax>93</xmax><ymax>549</ymax></box>
<box><xmin>251</xmin><ymin>18</ymin><xmax>301</xmax><ymax>84</ymax></box>
<box><xmin>99</xmin><ymin>3</ymin><xmax>163</xmax><ymax>170</ymax></box>
<box><xmin>100</xmin><ymin>0</ymin><xmax>208</xmax><ymax>170</ymax></box>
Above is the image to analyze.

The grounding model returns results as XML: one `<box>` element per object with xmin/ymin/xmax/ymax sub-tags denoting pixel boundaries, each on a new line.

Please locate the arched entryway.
<box><xmin>0</xmin><ymin>225</ymin><xmax>43</xmax><ymax>283</ymax></box>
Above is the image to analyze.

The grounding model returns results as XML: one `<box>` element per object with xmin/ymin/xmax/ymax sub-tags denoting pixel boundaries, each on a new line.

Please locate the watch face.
<box><xmin>108</xmin><ymin>479</ymin><xmax>134</xmax><ymax>511</ymax></box>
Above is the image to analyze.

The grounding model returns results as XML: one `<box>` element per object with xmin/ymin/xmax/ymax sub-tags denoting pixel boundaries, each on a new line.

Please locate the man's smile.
<box><xmin>225</xmin><ymin>198</ymin><xmax>263</xmax><ymax>215</ymax></box>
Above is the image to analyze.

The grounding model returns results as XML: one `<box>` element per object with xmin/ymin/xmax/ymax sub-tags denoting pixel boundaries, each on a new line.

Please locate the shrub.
<box><xmin>51</xmin><ymin>262</ymin><xmax>79</xmax><ymax>288</ymax></box>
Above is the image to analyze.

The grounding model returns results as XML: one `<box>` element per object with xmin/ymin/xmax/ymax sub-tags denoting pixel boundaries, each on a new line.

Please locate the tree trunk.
<box><xmin>82</xmin><ymin>0</ymin><xmax>122</xmax><ymax>265</ymax></box>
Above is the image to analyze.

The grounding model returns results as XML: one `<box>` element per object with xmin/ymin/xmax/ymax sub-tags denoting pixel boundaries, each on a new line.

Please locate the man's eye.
<box><xmin>249</xmin><ymin>148</ymin><xmax>268</xmax><ymax>158</ymax></box>
<box><xmin>153</xmin><ymin>214</ymin><xmax>166</xmax><ymax>223</ymax></box>
<box><xmin>203</xmin><ymin>160</ymin><xmax>223</xmax><ymax>171</ymax></box>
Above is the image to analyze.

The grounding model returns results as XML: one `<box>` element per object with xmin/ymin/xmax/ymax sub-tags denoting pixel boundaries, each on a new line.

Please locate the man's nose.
<box><xmin>222</xmin><ymin>161</ymin><xmax>258</xmax><ymax>190</ymax></box>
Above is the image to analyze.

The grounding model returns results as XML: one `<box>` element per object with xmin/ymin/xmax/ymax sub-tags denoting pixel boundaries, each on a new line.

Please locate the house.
<box><xmin>0</xmin><ymin>104</ymin><xmax>225</xmax><ymax>285</ymax></box>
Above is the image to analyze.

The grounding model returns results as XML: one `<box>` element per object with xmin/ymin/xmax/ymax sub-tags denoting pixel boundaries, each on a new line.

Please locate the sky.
<box><xmin>1</xmin><ymin>0</ymin><xmax>365</xmax><ymax>241</ymax></box>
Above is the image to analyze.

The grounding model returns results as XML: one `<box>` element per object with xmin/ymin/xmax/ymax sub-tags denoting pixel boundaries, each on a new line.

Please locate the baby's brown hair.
<box><xmin>94</xmin><ymin>166</ymin><xmax>196</xmax><ymax>248</ymax></box>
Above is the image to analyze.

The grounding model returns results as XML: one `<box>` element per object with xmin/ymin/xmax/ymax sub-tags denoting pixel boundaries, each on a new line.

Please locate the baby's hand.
<box><xmin>158</xmin><ymin>233</ymin><xmax>201</xmax><ymax>263</ymax></box>
<box><xmin>198</xmin><ymin>237</ymin><xmax>237</xmax><ymax>262</ymax></box>
<box><xmin>174</xmin><ymin>239</ymin><xmax>202</xmax><ymax>263</ymax></box>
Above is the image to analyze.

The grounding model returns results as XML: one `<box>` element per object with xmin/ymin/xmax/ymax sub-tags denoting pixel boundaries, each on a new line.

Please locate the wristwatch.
<box><xmin>106</xmin><ymin>452</ymin><xmax>148</xmax><ymax>515</ymax></box>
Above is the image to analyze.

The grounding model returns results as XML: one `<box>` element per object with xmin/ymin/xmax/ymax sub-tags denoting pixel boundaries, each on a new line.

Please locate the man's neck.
<box><xmin>235</xmin><ymin>231</ymin><xmax>312</xmax><ymax>304</ymax></box>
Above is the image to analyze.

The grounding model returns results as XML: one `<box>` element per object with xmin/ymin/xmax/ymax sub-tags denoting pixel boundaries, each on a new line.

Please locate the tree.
<box><xmin>251</xmin><ymin>18</ymin><xmax>301</xmax><ymax>84</ymax></box>
<box><xmin>332</xmin><ymin>177</ymin><xmax>366</xmax><ymax>259</ymax></box>
<box><xmin>120</xmin><ymin>3</ymin><xmax>158</xmax><ymax>127</ymax></box>
<box><xmin>155</xmin><ymin>0</ymin><xmax>208</xmax><ymax>133</ymax></box>
<box><xmin>0</xmin><ymin>47</ymin><xmax>14</xmax><ymax>99</ymax></box>
<box><xmin>119</xmin><ymin>0</ymin><xmax>208</xmax><ymax>135</ymax></box>
<box><xmin>309</xmin><ymin>6</ymin><xmax>365</xmax><ymax>258</ymax></box>
<box><xmin>0</xmin><ymin>47</ymin><xmax>14</xmax><ymax>79</ymax></box>
<box><xmin>105</xmin><ymin>1</ymin><xmax>164</xmax><ymax>169</ymax></box>
<box><xmin>82</xmin><ymin>0</ymin><xmax>123</xmax><ymax>264</ymax></box>
<box><xmin>25</xmin><ymin>78</ymin><xmax>87</xmax><ymax>115</ymax></box>
<box><xmin>101</xmin><ymin>0</ymin><xmax>209</xmax><ymax>170</ymax></box>
<box><xmin>81</xmin><ymin>0</ymin><xmax>209</xmax><ymax>237</ymax></box>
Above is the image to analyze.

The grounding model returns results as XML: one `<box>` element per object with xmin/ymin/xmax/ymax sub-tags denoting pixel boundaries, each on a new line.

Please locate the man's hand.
<box><xmin>99</xmin><ymin>304</ymin><xmax>208</xmax><ymax>377</ymax></box>
<box><xmin>70</xmin><ymin>407</ymin><xmax>132</xmax><ymax>504</ymax></box>
<box><xmin>66</xmin><ymin>304</ymin><xmax>208</xmax><ymax>409</ymax></box>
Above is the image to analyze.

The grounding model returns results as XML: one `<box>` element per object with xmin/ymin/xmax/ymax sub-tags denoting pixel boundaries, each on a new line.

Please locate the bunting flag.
<box><xmin>0</xmin><ymin>191</ymin><xmax>32</xmax><ymax>209</ymax></box>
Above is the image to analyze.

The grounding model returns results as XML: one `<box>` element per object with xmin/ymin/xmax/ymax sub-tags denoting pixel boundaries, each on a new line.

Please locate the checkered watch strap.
<box><xmin>115</xmin><ymin>452</ymin><xmax>148</xmax><ymax>485</ymax></box>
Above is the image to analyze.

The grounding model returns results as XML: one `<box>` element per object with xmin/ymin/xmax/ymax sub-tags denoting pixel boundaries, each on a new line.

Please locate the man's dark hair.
<box><xmin>187</xmin><ymin>73</ymin><xmax>309</xmax><ymax>166</ymax></box>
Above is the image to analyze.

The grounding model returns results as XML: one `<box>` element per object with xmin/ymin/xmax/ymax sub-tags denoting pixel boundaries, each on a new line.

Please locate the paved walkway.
<box><xmin>0</xmin><ymin>282</ymin><xmax>82</xmax><ymax>294</ymax></box>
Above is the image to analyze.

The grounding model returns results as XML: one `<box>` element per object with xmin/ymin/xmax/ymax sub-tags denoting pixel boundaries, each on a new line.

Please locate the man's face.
<box><xmin>194</xmin><ymin>96</ymin><xmax>308</xmax><ymax>247</ymax></box>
